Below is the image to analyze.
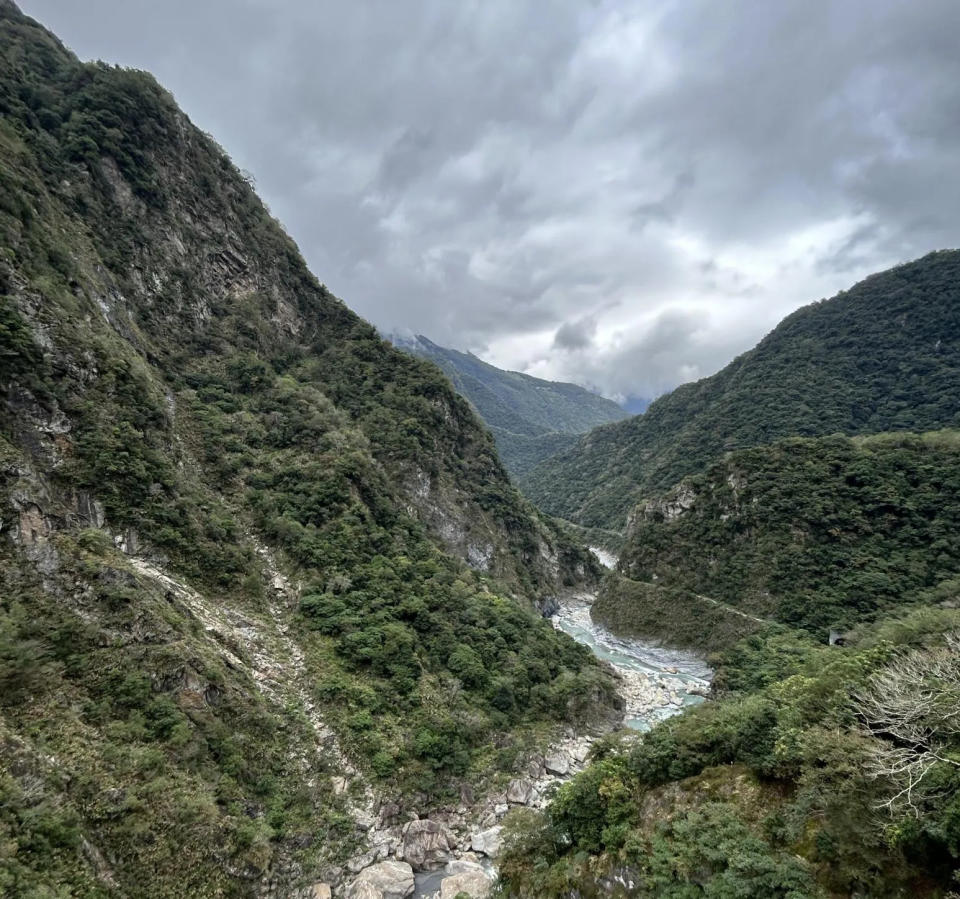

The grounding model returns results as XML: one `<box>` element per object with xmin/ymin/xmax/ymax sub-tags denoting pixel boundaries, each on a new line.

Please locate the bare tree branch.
<box><xmin>852</xmin><ymin>633</ymin><xmax>960</xmax><ymax>818</ymax></box>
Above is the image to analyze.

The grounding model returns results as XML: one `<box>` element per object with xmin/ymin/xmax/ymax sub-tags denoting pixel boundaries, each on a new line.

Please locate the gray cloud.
<box><xmin>553</xmin><ymin>314</ymin><xmax>598</xmax><ymax>351</ymax></box>
<box><xmin>22</xmin><ymin>0</ymin><xmax>960</xmax><ymax>401</ymax></box>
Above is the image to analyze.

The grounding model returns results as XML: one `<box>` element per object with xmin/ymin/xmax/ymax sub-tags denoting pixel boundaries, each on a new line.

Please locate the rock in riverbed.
<box><xmin>544</xmin><ymin>750</ymin><xmax>570</xmax><ymax>776</ymax></box>
<box><xmin>470</xmin><ymin>826</ymin><xmax>503</xmax><ymax>857</ymax></box>
<box><xmin>401</xmin><ymin>819</ymin><xmax>455</xmax><ymax>870</ymax></box>
<box><xmin>506</xmin><ymin>777</ymin><xmax>536</xmax><ymax>805</ymax></box>
<box><xmin>348</xmin><ymin>859</ymin><xmax>415</xmax><ymax>899</ymax></box>
<box><xmin>439</xmin><ymin>866</ymin><xmax>494</xmax><ymax>898</ymax></box>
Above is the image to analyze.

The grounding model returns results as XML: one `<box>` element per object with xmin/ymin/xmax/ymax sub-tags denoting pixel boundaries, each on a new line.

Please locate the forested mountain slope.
<box><xmin>593</xmin><ymin>431</ymin><xmax>960</xmax><ymax>650</ymax></box>
<box><xmin>0</xmin><ymin>4</ymin><xmax>618</xmax><ymax>895</ymax></box>
<box><xmin>393</xmin><ymin>334</ymin><xmax>629</xmax><ymax>476</ymax></box>
<box><xmin>521</xmin><ymin>250</ymin><xmax>960</xmax><ymax>530</ymax></box>
<box><xmin>502</xmin><ymin>436</ymin><xmax>960</xmax><ymax>897</ymax></box>
<box><xmin>500</xmin><ymin>601</ymin><xmax>960</xmax><ymax>898</ymax></box>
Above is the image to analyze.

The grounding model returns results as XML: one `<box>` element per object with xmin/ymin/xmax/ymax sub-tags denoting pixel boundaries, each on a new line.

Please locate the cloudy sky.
<box><xmin>23</xmin><ymin>0</ymin><xmax>960</xmax><ymax>403</ymax></box>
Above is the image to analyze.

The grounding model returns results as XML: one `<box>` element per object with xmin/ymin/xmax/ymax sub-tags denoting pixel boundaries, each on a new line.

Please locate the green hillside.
<box><xmin>0</xmin><ymin>5</ymin><xmax>618</xmax><ymax>894</ymax></box>
<box><xmin>499</xmin><ymin>601</ymin><xmax>960</xmax><ymax>898</ymax></box>
<box><xmin>395</xmin><ymin>334</ymin><xmax>629</xmax><ymax>476</ymax></box>
<box><xmin>596</xmin><ymin>430</ymin><xmax>960</xmax><ymax>649</ymax></box>
<box><xmin>520</xmin><ymin>250</ymin><xmax>960</xmax><ymax>530</ymax></box>
<box><xmin>501</xmin><ymin>432</ymin><xmax>960</xmax><ymax>897</ymax></box>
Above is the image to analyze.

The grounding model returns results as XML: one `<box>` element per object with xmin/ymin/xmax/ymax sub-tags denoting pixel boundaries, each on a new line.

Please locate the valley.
<box><xmin>357</xmin><ymin>587</ymin><xmax>712</xmax><ymax>899</ymax></box>
<box><xmin>2</xmin><ymin>3</ymin><xmax>960</xmax><ymax>898</ymax></box>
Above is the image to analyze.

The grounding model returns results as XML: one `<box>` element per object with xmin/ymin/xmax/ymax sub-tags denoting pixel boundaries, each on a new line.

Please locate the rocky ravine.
<box><xmin>326</xmin><ymin>729</ymin><xmax>601</xmax><ymax>899</ymax></box>
<box><xmin>329</xmin><ymin>592</ymin><xmax>712</xmax><ymax>899</ymax></box>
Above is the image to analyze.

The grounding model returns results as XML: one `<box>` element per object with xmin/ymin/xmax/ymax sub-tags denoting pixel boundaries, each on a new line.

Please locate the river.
<box><xmin>410</xmin><ymin>557</ymin><xmax>712</xmax><ymax>898</ymax></box>
<box><xmin>552</xmin><ymin>595</ymin><xmax>711</xmax><ymax>729</ymax></box>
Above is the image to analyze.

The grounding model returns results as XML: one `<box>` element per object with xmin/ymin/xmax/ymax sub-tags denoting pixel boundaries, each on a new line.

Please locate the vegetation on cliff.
<box><xmin>0</xmin><ymin>4</ymin><xmax>617</xmax><ymax>894</ymax></box>
<box><xmin>598</xmin><ymin>431</ymin><xmax>960</xmax><ymax>650</ymax></box>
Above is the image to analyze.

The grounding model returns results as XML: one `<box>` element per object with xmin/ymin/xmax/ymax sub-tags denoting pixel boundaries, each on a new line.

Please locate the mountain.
<box><xmin>594</xmin><ymin>430</ymin><xmax>960</xmax><ymax>651</ymax></box>
<box><xmin>392</xmin><ymin>334</ymin><xmax>630</xmax><ymax>477</ymax></box>
<box><xmin>501</xmin><ymin>432</ymin><xmax>960</xmax><ymax>897</ymax></box>
<box><xmin>520</xmin><ymin>250</ymin><xmax>960</xmax><ymax>531</ymax></box>
<box><xmin>500</xmin><ymin>255</ymin><xmax>960</xmax><ymax>899</ymax></box>
<box><xmin>0</xmin><ymin>5</ymin><xmax>619</xmax><ymax>895</ymax></box>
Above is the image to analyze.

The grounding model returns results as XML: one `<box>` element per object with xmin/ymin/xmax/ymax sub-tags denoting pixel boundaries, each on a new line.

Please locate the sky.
<box><xmin>22</xmin><ymin>0</ymin><xmax>960</xmax><ymax>403</ymax></box>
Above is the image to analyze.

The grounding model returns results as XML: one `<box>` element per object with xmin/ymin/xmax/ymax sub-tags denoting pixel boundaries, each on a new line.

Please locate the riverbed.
<box><xmin>552</xmin><ymin>594</ymin><xmax>712</xmax><ymax>729</ymax></box>
<box><xmin>409</xmin><ymin>595</ymin><xmax>713</xmax><ymax>896</ymax></box>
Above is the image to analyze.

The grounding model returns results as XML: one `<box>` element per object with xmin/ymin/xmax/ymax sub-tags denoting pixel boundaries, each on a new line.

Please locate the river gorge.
<box><xmin>395</xmin><ymin>588</ymin><xmax>713</xmax><ymax>899</ymax></box>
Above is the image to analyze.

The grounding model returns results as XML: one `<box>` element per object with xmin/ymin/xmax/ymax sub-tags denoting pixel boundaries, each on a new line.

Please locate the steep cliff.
<box><xmin>0</xmin><ymin>4</ymin><xmax>617</xmax><ymax>895</ymax></box>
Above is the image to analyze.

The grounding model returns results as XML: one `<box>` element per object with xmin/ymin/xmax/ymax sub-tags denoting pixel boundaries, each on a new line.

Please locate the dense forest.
<box><xmin>0</xmin><ymin>4</ymin><xmax>618</xmax><ymax>895</ymax></box>
<box><xmin>602</xmin><ymin>431</ymin><xmax>960</xmax><ymax>645</ymax></box>
<box><xmin>394</xmin><ymin>333</ymin><xmax>628</xmax><ymax>477</ymax></box>
<box><xmin>499</xmin><ymin>602</ymin><xmax>960</xmax><ymax>897</ymax></box>
<box><xmin>520</xmin><ymin>250</ymin><xmax>960</xmax><ymax>531</ymax></box>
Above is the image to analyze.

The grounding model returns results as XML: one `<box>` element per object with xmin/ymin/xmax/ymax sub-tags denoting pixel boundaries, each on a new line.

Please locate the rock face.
<box><xmin>544</xmin><ymin>750</ymin><xmax>571</xmax><ymax>776</ymax></box>
<box><xmin>506</xmin><ymin>778</ymin><xmax>535</xmax><ymax>805</ymax></box>
<box><xmin>470</xmin><ymin>826</ymin><xmax>503</xmax><ymax>858</ymax></box>
<box><xmin>401</xmin><ymin>819</ymin><xmax>454</xmax><ymax>871</ymax></box>
<box><xmin>440</xmin><ymin>868</ymin><xmax>494</xmax><ymax>899</ymax></box>
<box><xmin>348</xmin><ymin>860</ymin><xmax>415</xmax><ymax>899</ymax></box>
<box><xmin>349</xmin><ymin>884</ymin><xmax>383</xmax><ymax>899</ymax></box>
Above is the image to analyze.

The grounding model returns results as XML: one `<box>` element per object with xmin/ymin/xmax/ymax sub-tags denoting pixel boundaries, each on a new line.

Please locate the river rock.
<box><xmin>446</xmin><ymin>856</ymin><xmax>484</xmax><ymax>873</ymax></box>
<box><xmin>349</xmin><ymin>885</ymin><xmax>382</xmax><ymax>899</ymax></box>
<box><xmin>570</xmin><ymin>739</ymin><xmax>592</xmax><ymax>763</ymax></box>
<box><xmin>348</xmin><ymin>859</ymin><xmax>415</xmax><ymax>899</ymax></box>
<box><xmin>402</xmin><ymin>819</ymin><xmax>454</xmax><ymax>870</ymax></box>
<box><xmin>440</xmin><ymin>868</ymin><xmax>494</xmax><ymax>899</ymax></box>
<box><xmin>470</xmin><ymin>826</ymin><xmax>503</xmax><ymax>857</ymax></box>
<box><xmin>544</xmin><ymin>750</ymin><xmax>570</xmax><ymax>776</ymax></box>
<box><xmin>506</xmin><ymin>778</ymin><xmax>535</xmax><ymax>805</ymax></box>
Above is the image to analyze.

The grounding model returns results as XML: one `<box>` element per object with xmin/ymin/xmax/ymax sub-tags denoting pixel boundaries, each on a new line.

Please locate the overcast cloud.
<box><xmin>22</xmin><ymin>0</ymin><xmax>960</xmax><ymax>402</ymax></box>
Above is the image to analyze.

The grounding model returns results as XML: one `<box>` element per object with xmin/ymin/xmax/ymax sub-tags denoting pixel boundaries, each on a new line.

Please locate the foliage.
<box><xmin>500</xmin><ymin>608</ymin><xmax>960</xmax><ymax>898</ymax></box>
<box><xmin>592</xmin><ymin>574</ymin><xmax>770</xmax><ymax>653</ymax></box>
<box><xmin>0</xmin><ymin>4</ymin><xmax>615</xmax><ymax>894</ymax></box>
<box><xmin>615</xmin><ymin>431</ymin><xmax>960</xmax><ymax>641</ymax></box>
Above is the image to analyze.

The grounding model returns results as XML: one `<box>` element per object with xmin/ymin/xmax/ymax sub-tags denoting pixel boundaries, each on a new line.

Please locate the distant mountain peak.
<box><xmin>390</xmin><ymin>332</ymin><xmax>630</xmax><ymax>476</ymax></box>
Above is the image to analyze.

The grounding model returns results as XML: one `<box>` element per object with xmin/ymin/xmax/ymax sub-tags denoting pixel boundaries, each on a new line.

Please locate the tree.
<box><xmin>853</xmin><ymin>633</ymin><xmax>960</xmax><ymax>817</ymax></box>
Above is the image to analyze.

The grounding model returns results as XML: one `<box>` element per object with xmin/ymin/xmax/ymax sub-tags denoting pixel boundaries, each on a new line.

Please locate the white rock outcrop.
<box><xmin>470</xmin><ymin>826</ymin><xmax>503</xmax><ymax>858</ymax></box>
<box><xmin>348</xmin><ymin>859</ymin><xmax>415</xmax><ymax>899</ymax></box>
<box><xmin>440</xmin><ymin>868</ymin><xmax>494</xmax><ymax>898</ymax></box>
<box><xmin>506</xmin><ymin>778</ymin><xmax>535</xmax><ymax>805</ymax></box>
<box><xmin>401</xmin><ymin>819</ymin><xmax>454</xmax><ymax>870</ymax></box>
<box><xmin>544</xmin><ymin>750</ymin><xmax>570</xmax><ymax>776</ymax></box>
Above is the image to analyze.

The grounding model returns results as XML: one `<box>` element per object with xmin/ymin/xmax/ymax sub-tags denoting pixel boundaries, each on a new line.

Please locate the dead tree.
<box><xmin>852</xmin><ymin>633</ymin><xmax>960</xmax><ymax>817</ymax></box>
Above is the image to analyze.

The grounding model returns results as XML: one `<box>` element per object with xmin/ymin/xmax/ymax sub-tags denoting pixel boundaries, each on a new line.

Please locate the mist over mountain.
<box><xmin>391</xmin><ymin>333</ymin><xmax>630</xmax><ymax>477</ymax></box>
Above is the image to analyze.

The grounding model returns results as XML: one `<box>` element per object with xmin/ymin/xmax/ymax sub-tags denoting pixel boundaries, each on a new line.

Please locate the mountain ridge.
<box><xmin>0</xmin><ymin>6</ymin><xmax>619</xmax><ymax>894</ymax></box>
<box><xmin>520</xmin><ymin>249</ymin><xmax>960</xmax><ymax>530</ymax></box>
<box><xmin>392</xmin><ymin>332</ymin><xmax>630</xmax><ymax>477</ymax></box>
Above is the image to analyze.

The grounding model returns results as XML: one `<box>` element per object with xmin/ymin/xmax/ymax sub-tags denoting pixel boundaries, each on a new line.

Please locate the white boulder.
<box><xmin>348</xmin><ymin>859</ymin><xmax>415</xmax><ymax>899</ymax></box>
<box><xmin>470</xmin><ymin>826</ymin><xmax>503</xmax><ymax>858</ymax></box>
